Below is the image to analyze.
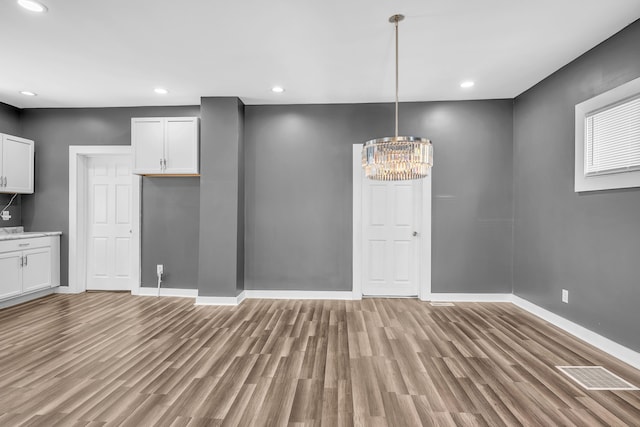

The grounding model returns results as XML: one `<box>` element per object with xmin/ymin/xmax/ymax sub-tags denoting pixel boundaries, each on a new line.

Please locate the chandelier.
<box><xmin>362</xmin><ymin>14</ymin><xmax>433</xmax><ymax>181</ymax></box>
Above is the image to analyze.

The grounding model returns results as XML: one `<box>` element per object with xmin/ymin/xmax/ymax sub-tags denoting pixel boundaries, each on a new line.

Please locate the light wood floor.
<box><xmin>0</xmin><ymin>294</ymin><xmax>639</xmax><ymax>426</ymax></box>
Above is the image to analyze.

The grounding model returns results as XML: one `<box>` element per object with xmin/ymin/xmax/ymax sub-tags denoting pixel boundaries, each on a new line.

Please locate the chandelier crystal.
<box><xmin>362</xmin><ymin>14</ymin><xmax>433</xmax><ymax>181</ymax></box>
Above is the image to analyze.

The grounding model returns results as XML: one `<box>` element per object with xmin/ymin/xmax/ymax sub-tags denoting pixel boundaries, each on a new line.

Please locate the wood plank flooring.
<box><xmin>0</xmin><ymin>293</ymin><xmax>639</xmax><ymax>426</ymax></box>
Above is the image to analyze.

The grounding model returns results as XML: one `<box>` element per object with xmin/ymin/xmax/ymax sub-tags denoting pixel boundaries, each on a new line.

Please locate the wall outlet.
<box><xmin>157</xmin><ymin>264</ymin><xmax>164</xmax><ymax>276</ymax></box>
<box><xmin>1</xmin><ymin>210</ymin><xmax>11</xmax><ymax>221</ymax></box>
<box><xmin>562</xmin><ymin>289</ymin><xmax>569</xmax><ymax>304</ymax></box>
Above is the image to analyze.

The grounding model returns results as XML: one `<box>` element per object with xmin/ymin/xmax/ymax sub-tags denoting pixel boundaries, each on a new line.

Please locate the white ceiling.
<box><xmin>1</xmin><ymin>0</ymin><xmax>640</xmax><ymax>108</ymax></box>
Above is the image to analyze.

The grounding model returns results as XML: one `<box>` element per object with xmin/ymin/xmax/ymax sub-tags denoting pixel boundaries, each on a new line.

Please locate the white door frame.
<box><xmin>68</xmin><ymin>146</ymin><xmax>141</xmax><ymax>294</ymax></box>
<box><xmin>352</xmin><ymin>144</ymin><xmax>432</xmax><ymax>300</ymax></box>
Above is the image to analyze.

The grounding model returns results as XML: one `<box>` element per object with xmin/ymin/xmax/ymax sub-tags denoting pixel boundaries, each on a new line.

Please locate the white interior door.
<box><xmin>362</xmin><ymin>178</ymin><xmax>422</xmax><ymax>297</ymax></box>
<box><xmin>86</xmin><ymin>155</ymin><xmax>134</xmax><ymax>291</ymax></box>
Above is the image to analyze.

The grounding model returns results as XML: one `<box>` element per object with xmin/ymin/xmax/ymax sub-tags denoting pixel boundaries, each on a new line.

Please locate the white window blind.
<box><xmin>584</xmin><ymin>95</ymin><xmax>640</xmax><ymax>176</ymax></box>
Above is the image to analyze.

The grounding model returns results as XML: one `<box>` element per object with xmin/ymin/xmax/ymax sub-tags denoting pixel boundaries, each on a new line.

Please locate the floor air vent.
<box><xmin>557</xmin><ymin>366</ymin><xmax>639</xmax><ymax>391</ymax></box>
<box><xmin>430</xmin><ymin>302</ymin><xmax>455</xmax><ymax>307</ymax></box>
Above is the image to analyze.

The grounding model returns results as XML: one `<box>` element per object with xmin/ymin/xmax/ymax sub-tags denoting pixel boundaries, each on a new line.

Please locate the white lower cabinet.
<box><xmin>22</xmin><ymin>247</ymin><xmax>52</xmax><ymax>293</ymax></box>
<box><xmin>0</xmin><ymin>236</ymin><xmax>59</xmax><ymax>302</ymax></box>
<box><xmin>0</xmin><ymin>251</ymin><xmax>22</xmax><ymax>300</ymax></box>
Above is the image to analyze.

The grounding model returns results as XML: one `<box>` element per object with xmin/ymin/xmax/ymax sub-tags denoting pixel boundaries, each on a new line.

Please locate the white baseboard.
<box><xmin>138</xmin><ymin>287</ymin><xmax>197</xmax><ymax>298</ymax></box>
<box><xmin>244</xmin><ymin>290</ymin><xmax>356</xmax><ymax>300</ymax></box>
<box><xmin>195</xmin><ymin>291</ymin><xmax>246</xmax><ymax>306</ymax></box>
<box><xmin>55</xmin><ymin>286</ymin><xmax>81</xmax><ymax>294</ymax></box>
<box><xmin>0</xmin><ymin>288</ymin><xmax>56</xmax><ymax>309</ymax></box>
<box><xmin>237</xmin><ymin>291</ymin><xmax>246</xmax><ymax>304</ymax></box>
<box><xmin>511</xmin><ymin>295</ymin><xmax>640</xmax><ymax>371</ymax></box>
<box><xmin>430</xmin><ymin>293</ymin><xmax>512</xmax><ymax>302</ymax></box>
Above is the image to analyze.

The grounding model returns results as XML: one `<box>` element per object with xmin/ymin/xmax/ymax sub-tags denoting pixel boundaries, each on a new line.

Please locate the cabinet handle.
<box><xmin>163</xmin><ymin>158</ymin><xmax>167</xmax><ymax>170</ymax></box>
<box><xmin>19</xmin><ymin>243</ymin><xmax>30</xmax><ymax>247</ymax></box>
<box><xmin>24</xmin><ymin>255</ymin><xmax>27</xmax><ymax>267</ymax></box>
<box><xmin>20</xmin><ymin>256</ymin><xmax>23</xmax><ymax>267</ymax></box>
<box><xmin>160</xmin><ymin>158</ymin><xmax>163</xmax><ymax>170</ymax></box>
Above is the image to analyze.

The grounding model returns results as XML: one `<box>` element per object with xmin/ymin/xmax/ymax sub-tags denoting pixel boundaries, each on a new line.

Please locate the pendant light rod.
<box><xmin>390</xmin><ymin>14</ymin><xmax>404</xmax><ymax>139</ymax></box>
<box><xmin>361</xmin><ymin>13</ymin><xmax>432</xmax><ymax>181</ymax></box>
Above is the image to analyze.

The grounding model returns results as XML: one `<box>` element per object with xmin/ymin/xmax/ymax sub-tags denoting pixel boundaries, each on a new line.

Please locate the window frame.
<box><xmin>575</xmin><ymin>76</ymin><xmax>640</xmax><ymax>192</ymax></box>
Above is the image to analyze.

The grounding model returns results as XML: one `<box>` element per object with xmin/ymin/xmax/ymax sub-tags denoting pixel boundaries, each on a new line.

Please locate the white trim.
<box><xmin>244</xmin><ymin>290</ymin><xmax>356</xmax><ymax>300</ymax></box>
<box><xmin>55</xmin><ymin>286</ymin><xmax>79</xmax><ymax>294</ymax></box>
<box><xmin>237</xmin><ymin>291</ymin><xmax>246</xmax><ymax>304</ymax></box>
<box><xmin>0</xmin><ymin>288</ymin><xmax>55</xmax><ymax>309</ymax></box>
<box><xmin>195</xmin><ymin>291</ymin><xmax>246</xmax><ymax>306</ymax></box>
<box><xmin>352</xmin><ymin>144</ymin><xmax>432</xmax><ymax>300</ymax></box>
<box><xmin>137</xmin><ymin>287</ymin><xmax>197</xmax><ymax>298</ymax></box>
<box><xmin>68</xmin><ymin>146</ymin><xmax>141</xmax><ymax>295</ymax></box>
<box><xmin>430</xmin><ymin>293</ymin><xmax>513</xmax><ymax>302</ymax></box>
<box><xmin>511</xmin><ymin>295</ymin><xmax>640</xmax><ymax>371</ymax></box>
<box><xmin>575</xmin><ymin>76</ymin><xmax>640</xmax><ymax>192</ymax></box>
<box><xmin>352</xmin><ymin>145</ymin><xmax>363</xmax><ymax>300</ymax></box>
<box><xmin>418</xmin><ymin>170</ymin><xmax>433</xmax><ymax>301</ymax></box>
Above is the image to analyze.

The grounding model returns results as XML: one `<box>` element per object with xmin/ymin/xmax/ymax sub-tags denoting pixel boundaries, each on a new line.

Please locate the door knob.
<box><xmin>412</xmin><ymin>231</ymin><xmax>418</xmax><ymax>237</ymax></box>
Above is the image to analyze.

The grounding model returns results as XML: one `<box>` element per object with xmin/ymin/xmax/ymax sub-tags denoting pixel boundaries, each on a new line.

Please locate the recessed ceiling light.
<box><xmin>20</xmin><ymin>91</ymin><xmax>37</xmax><ymax>96</ymax></box>
<box><xmin>460</xmin><ymin>81</ymin><xmax>475</xmax><ymax>88</ymax></box>
<box><xmin>271</xmin><ymin>86</ymin><xmax>284</xmax><ymax>93</ymax></box>
<box><xmin>154</xmin><ymin>88</ymin><xmax>169</xmax><ymax>95</ymax></box>
<box><xmin>17</xmin><ymin>0</ymin><xmax>47</xmax><ymax>13</ymax></box>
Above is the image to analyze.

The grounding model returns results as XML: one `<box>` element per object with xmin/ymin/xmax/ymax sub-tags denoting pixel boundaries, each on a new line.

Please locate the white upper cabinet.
<box><xmin>0</xmin><ymin>134</ymin><xmax>34</xmax><ymax>194</ymax></box>
<box><xmin>132</xmin><ymin>117</ymin><xmax>199</xmax><ymax>175</ymax></box>
<box><xmin>132</xmin><ymin>117</ymin><xmax>164</xmax><ymax>174</ymax></box>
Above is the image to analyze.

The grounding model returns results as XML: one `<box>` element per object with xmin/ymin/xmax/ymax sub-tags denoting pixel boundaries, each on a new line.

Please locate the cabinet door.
<box><xmin>22</xmin><ymin>247</ymin><xmax>51</xmax><ymax>293</ymax></box>
<box><xmin>165</xmin><ymin>117</ymin><xmax>199</xmax><ymax>174</ymax></box>
<box><xmin>0</xmin><ymin>251</ymin><xmax>22</xmax><ymax>300</ymax></box>
<box><xmin>132</xmin><ymin>118</ymin><xmax>165</xmax><ymax>174</ymax></box>
<box><xmin>2</xmin><ymin>134</ymin><xmax>34</xmax><ymax>194</ymax></box>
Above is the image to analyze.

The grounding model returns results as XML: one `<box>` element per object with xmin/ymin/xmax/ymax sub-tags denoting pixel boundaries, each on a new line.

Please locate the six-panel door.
<box><xmin>86</xmin><ymin>156</ymin><xmax>134</xmax><ymax>291</ymax></box>
<box><xmin>362</xmin><ymin>179</ymin><xmax>422</xmax><ymax>297</ymax></box>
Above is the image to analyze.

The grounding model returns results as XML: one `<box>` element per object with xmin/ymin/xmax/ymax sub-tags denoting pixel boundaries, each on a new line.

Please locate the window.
<box><xmin>575</xmin><ymin>76</ymin><xmax>640</xmax><ymax>192</ymax></box>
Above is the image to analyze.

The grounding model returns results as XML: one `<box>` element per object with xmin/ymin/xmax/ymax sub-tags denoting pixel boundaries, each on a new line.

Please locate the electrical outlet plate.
<box><xmin>562</xmin><ymin>289</ymin><xmax>569</xmax><ymax>303</ymax></box>
<box><xmin>1</xmin><ymin>210</ymin><xmax>11</xmax><ymax>221</ymax></box>
<box><xmin>157</xmin><ymin>264</ymin><xmax>164</xmax><ymax>275</ymax></box>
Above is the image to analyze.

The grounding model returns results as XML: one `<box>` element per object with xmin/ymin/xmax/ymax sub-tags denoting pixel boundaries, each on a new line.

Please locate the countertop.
<box><xmin>0</xmin><ymin>227</ymin><xmax>62</xmax><ymax>241</ymax></box>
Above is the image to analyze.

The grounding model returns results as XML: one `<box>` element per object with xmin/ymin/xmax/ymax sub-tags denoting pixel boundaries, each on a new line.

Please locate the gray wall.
<box><xmin>245</xmin><ymin>101</ymin><xmax>514</xmax><ymax>292</ymax></box>
<box><xmin>0</xmin><ymin>195</ymin><xmax>21</xmax><ymax>228</ymax></box>
<box><xmin>514</xmin><ymin>20</ymin><xmax>640</xmax><ymax>351</ymax></box>
<box><xmin>19</xmin><ymin>106</ymin><xmax>201</xmax><ymax>288</ymax></box>
<box><xmin>197</xmin><ymin>98</ymin><xmax>245</xmax><ymax>297</ymax></box>
<box><xmin>0</xmin><ymin>102</ymin><xmax>23</xmax><ymax>227</ymax></box>
<box><xmin>141</xmin><ymin>177</ymin><xmax>200</xmax><ymax>288</ymax></box>
<box><xmin>0</xmin><ymin>102</ymin><xmax>21</xmax><ymax>135</ymax></box>
<box><xmin>236</xmin><ymin>101</ymin><xmax>245</xmax><ymax>293</ymax></box>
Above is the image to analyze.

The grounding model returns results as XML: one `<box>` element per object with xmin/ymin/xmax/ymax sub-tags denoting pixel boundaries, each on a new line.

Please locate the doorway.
<box><xmin>352</xmin><ymin>144</ymin><xmax>432</xmax><ymax>299</ymax></box>
<box><xmin>68</xmin><ymin>146</ymin><xmax>141</xmax><ymax>294</ymax></box>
